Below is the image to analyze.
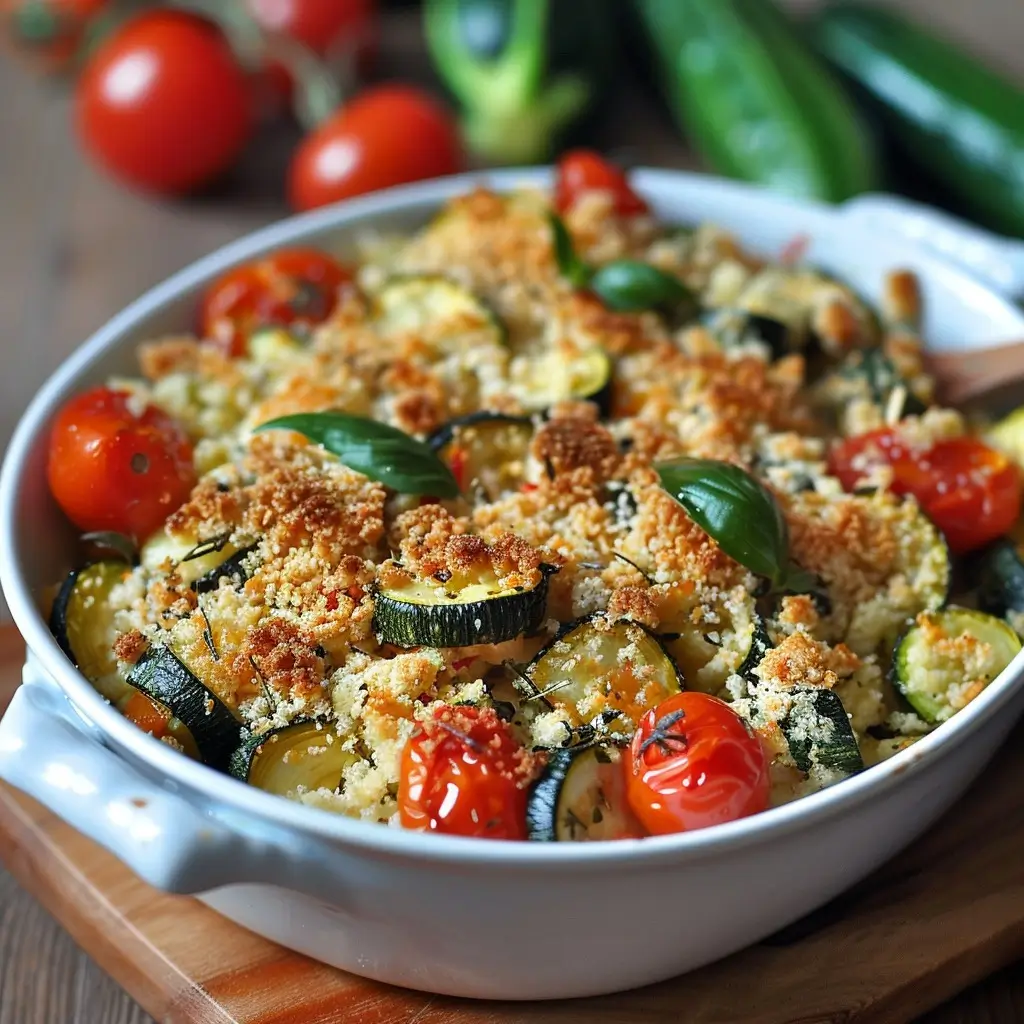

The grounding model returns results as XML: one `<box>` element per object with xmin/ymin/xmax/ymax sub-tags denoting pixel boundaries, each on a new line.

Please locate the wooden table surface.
<box><xmin>2</xmin><ymin>2</ymin><xmax>1024</xmax><ymax>1021</ymax></box>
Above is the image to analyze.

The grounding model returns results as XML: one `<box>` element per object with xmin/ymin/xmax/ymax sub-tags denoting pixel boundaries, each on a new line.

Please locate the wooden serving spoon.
<box><xmin>925</xmin><ymin>341</ymin><xmax>1024</xmax><ymax>408</ymax></box>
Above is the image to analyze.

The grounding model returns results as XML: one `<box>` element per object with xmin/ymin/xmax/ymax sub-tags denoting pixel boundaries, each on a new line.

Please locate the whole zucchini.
<box><xmin>811</xmin><ymin>3</ymin><xmax>1024</xmax><ymax>235</ymax></box>
<box><xmin>423</xmin><ymin>0</ymin><xmax>616</xmax><ymax>163</ymax></box>
<box><xmin>633</xmin><ymin>0</ymin><xmax>878</xmax><ymax>201</ymax></box>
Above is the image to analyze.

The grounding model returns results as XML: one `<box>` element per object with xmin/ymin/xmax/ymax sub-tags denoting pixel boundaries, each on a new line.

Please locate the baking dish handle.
<box><xmin>0</xmin><ymin>665</ymin><xmax>350</xmax><ymax>899</ymax></box>
<box><xmin>840</xmin><ymin>194</ymin><xmax>1024</xmax><ymax>299</ymax></box>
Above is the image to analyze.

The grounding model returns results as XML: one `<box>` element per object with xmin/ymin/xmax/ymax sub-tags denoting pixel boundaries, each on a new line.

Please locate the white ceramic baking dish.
<box><xmin>2</xmin><ymin>169</ymin><xmax>1024</xmax><ymax>1001</ymax></box>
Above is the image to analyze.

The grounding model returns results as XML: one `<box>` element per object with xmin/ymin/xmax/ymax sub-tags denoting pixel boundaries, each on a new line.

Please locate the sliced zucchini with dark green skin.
<box><xmin>526</xmin><ymin>615</ymin><xmax>684</xmax><ymax>734</ymax></box>
<box><xmin>372</xmin><ymin>275</ymin><xmax>507</xmax><ymax>353</ymax></box>
<box><xmin>127</xmin><ymin>646</ymin><xmax>241</xmax><ymax>770</ymax></box>
<box><xmin>976</xmin><ymin>539</ymin><xmax>1024</xmax><ymax>621</ymax></box>
<box><xmin>49</xmin><ymin>561</ymin><xmax>128</xmax><ymax>697</ymax></box>
<box><xmin>511</xmin><ymin>346</ymin><xmax>613</xmax><ymax>415</ymax></box>
<box><xmin>141</xmin><ymin>530</ymin><xmax>255</xmax><ymax>591</ymax></box>
<box><xmin>190</xmin><ymin>543</ymin><xmax>258</xmax><ymax>595</ymax></box>
<box><xmin>526</xmin><ymin>744</ymin><xmax>644</xmax><ymax>841</ymax></box>
<box><xmin>781</xmin><ymin>686</ymin><xmax>864</xmax><ymax>776</ymax></box>
<box><xmin>701</xmin><ymin>308</ymin><xmax>791</xmax><ymax>357</ymax></box>
<box><xmin>838</xmin><ymin>347</ymin><xmax>927</xmax><ymax>417</ymax></box>
<box><xmin>230</xmin><ymin>719</ymin><xmax>354</xmax><ymax>795</ymax></box>
<box><xmin>892</xmin><ymin>608</ymin><xmax>1021</xmax><ymax>724</ymax></box>
<box><xmin>374</xmin><ymin>568</ymin><xmax>553</xmax><ymax>648</ymax></box>
<box><xmin>737</xmin><ymin>614</ymin><xmax>773</xmax><ymax>684</ymax></box>
<box><xmin>427</xmin><ymin>411</ymin><xmax>534</xmax><ymax>501</ymax></box>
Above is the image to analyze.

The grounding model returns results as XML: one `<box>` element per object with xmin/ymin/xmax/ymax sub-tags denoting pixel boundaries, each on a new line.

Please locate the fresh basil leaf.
<box><xmin>590</xmin><ymin>260</ymin><xmax>694</xmax><ymax>314</ymax></box>
<box><xmin>256</xmin><ymin>412</ymin><xmax>460</xmax><ymax>498</ymax></box>
<box><xmin>656</xmin><ymin>458</ymin><xmax>789</xmax><ymax>584</ymax></box>
<box><xmin>547</xmin><ymin>212</ymin><xmax>591</xmax><ymax>288</ymax></box>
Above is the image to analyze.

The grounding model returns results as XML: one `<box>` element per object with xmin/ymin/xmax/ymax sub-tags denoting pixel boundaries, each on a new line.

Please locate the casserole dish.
<box><xmin>2</xmin><ymin>168</ymin><xmax>1024</xmax><ymax>1000</ymax></box>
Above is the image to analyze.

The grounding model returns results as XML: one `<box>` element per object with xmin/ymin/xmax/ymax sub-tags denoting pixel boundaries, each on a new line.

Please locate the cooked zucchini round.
<box><xmin>191</xmin><ymin>543</ymin><xmax>258</xmax><ymax>595</ymax></box>
<box><xmin>140</xmin><ymin>530</ymin><xmax>255</xmax><ymax>592</ymax></box>
<box><xmin>374</xmin><ymin>570</ymin><xmax>552</xmax><ymax>648</ymax></box>
<box><xmin>510</xmin><ymin>346</ymin><xmax>613</xmax><ymax>415</ymax></box>
<box><xmin>372</xmin><ymin>275</ymin><xmax>507</xmax><ymax>353</ymax></box>
<box><xmin>230</xmin><ymin>719</ymin><xmax>354</xmax><ymax>795</ymax></box>
<box><xmin>428</xmin><ymin>411</ymin><xmax>534</xmax><ymax>501</ymax></box>
<box><xmin>127</xmin><ymin>646</ymin><xmax>241</xmax><ymax>770</ymax></box>
<box><xmin>838</xmin><ymin>347</ymin><xmax>927</xmax><ymax>417</ymax></box>
<box><xmin>892</xmin><ymin>608</ymin><xmax>1022</xmax><ymax>724</ymax></box>
<box><xmin>780</xmin><ymin>686</ymin><xmax>864</xmax><ymax>776</ymax></box>
<box><xmin>976</xmin><ymin>539</ymin><xmax>1024</xmax><ymax>622</ymax></box>
<box><xmin>526</xmin><ymin>615</ymin><xmax>684</xmax><ymax>734</ymax></box>
<box><xmin>737</xmin><ymin>614</ymin><xmax>774</xmax><ymax>684</ymax></box>
<box><xmin>701</xmin><ymin>308</ymin><xmax>790</xmax><ymax>357</ymax></box>
<box><xmin>527</xmin><ymin>744</ymin><xmax>644</xmax><ymax>842</ymax></box>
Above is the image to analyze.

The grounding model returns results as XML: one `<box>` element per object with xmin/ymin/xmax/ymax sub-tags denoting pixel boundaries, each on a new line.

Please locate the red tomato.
<box><xmin>198</xmin><ymin>247</ymin><xmax>353</xmax><ymax>356</ymax></box>
<box><xmin>399</xmin><ymin>706</ymin><xmax>529</xmax><ymax>839</ymax></box>
<box><xmin>828</xmin><ymin>429</ymin><xmax>1022</xmax><ymax>554</ymax></box>
<box><xmin>75</xmin><ymin>11</ymin><xmax>251</xmax><ymax>194</ymax></box>
<box><xmin>47</xmin><ymin>386</ymin><xmax>196</xmax><ymax>543</ymax></box>
<box><xmin>555</xmin><ymin>150</ymin><xmax>649</xmax><ymax>217</ymax></box>
<box><xmin>624</xmin><ymin>692</ymin><xmax>770</xmax><ymax>835</ymax></box>
<box><xmin>247</xmin><ymin>0</ymin><xmax>376</xmax><ymax>58</ymax></box>
<box><xmin>288</xmin><ymin>84</ymin><xmax>462</xmax><ymax>212</ymax></box>
<box><xmin>4</xmin><ymin>0</ymin><xmax>107</xmax><ymax>72</ymax></box>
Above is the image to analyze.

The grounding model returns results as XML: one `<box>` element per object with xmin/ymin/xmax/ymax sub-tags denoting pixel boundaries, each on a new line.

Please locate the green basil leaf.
<box><xmin>656</xmin><ymin>458</ymin><xmax>789</xmax><ymax>584</ymax></box>
<box><xmin>256</xmin><ymin>412</ymin><xmax>460</xmax><ymax>498</ymax></box>
<box><xmin>547</xmin><ymin>212</ymin><xmax>591</xmax><ymax>288</ymax></box>
<box><xmin>590</xmin><ymin>260</ymin><xmax>694</xmax><ymax>313</ymax></box>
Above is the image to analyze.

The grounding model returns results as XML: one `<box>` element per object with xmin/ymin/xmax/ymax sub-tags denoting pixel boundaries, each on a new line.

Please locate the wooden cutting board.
<box><xmin>1</xmin><ymin>625</ymin><xmax>1023</xmax><ymax>1024</ymax></box>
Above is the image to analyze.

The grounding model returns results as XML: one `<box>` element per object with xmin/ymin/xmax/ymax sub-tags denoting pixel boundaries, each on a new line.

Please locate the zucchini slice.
<box><xmin>892</xmin><ymin>608</ymin><xmax>1021</xmax><ymax>724</ymax></box>
<box><xmin>701</xmin><ymin>308</ymin><xmax>790</xmax><ymax>358</ymax></box>
<box><xmin>372</xmin><ymin>275</ymin><xmax>506</xmax><ymax>354</ymax></box>
<box><xmin>230</xmin><ymin>719</ymin><xmax>354</xmax><ymax>795</ymax></box>
<box><xmin>191</xmin><ymin>543</ymin><xmax>258</xmax><ymax>595</ymax></box>
<box><xmin>781</xmin><ymin>687</ymin><xmax>864</xmax><ymax>776</ymax></box>
<box><xmin>526</xmin><ymin>616</ymin><xmax>683</xmax><ymax>734</ymax></box>
<box><xmin>127</xmin><ymin>646</ymin><xmax>241</xmax><ymax>770</ymax></box>
<box><xmin>838</xmin><ymin>347</ymin><xmax>927</xmax><ymax>417</ymax></box>
<box><xmin>374</xmin><ymin>569</ymin><xmax>552</xmax><ymax>648</ymax></box>
<box><xmin>510</xmin><ymin>346</ymin><xmax>613</xmax><ymax>415</ymax></box>
<box><xmin>428</xmin><ymin>411</ymin><xmax>534</xmax><ymax>500</ymax></box>
<box><xmin>977</xmin><ymin>539</ymin><xmax>1024</xmax><ymax>622</ymax></box>
<box><xmin>140</xmin><ymin>530</ymin><xmax>255</xmax><ymax>591</ymax></box>
<box><xmin>49</xmin><ymin>561</ymin><xmax>128</xmax><ymax>698</ymax></box>
<box><xmin>527</xmin><ymin>744</ymin><xmax>644</xmax><ymax>841</ymax></box>
<box><xmin>737</xmin><ymin>614</ymin><xmax>774</xmax><ymax>684</ymax></box>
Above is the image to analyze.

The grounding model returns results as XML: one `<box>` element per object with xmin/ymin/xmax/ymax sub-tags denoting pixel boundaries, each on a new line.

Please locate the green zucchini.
<box><xmin>373</xmin><ymin>566</ymin><xmax>553</xmax><ymax>648</ymax></box>
<box><xmin>428</xmin><ymin>411</ymin><xmax>534</xmax><ymax>501</ymax></box>
<box><xmin>49</xmin><ymin>561</ymin><xmax>129</xmax><ymax>700</ymax></box>
<box><xmin>526</xmin><ymin>743</ymin><xmax>644</xmax><ymax>841</ymax></box>
<box><xmin>191</xmin><ymin>544</ymin><xmax>258</xmax><ymax>595</ymax></box>
<box><xmin>526</xmin><ymin>615</ymin><xmax>683</xmax><ymax>735</ymax></box>
<box><xmin>892</xmin><ymin>608</ymin><xmax>1021</xmax><ymax>724</ymax></box>
<box><xmin>127</xmin><ymin>646</ymin><xmax>241</xmax><ymax>770</ymax></box>
<box><xmin>230</xmin><ymin>719</ymin><xmax>355</xmax><ymax>795</ymax></box>
<box><xmin>372</xmin><ymin>275</ymin><xmax>507</xmax><ymax>354</ymax></box>
<box><xmin>838</xmin><ymin>347</ymin><xmax>928</xmax><ymax>418</ymax></box>
<box><xmin>976</xmin><ymin>539</ymin><xmax>1024</xmax><ymax>622</ymax></box>
<box><xmin>140</xmin><ymin>530</ymin><xmax>254</xmax><ymax>591</ymax></box>
<box><xmin>812</xmin><ymin>3</ymin><xmax>1024</xmax><ymax>236</ymax></box>
<box><xmin>737</xmin><ymin>614</ymin><xmax>773</xmax><ymax>684</ymax></box>
<box><xmin>510</xmin><ymin>345</ymin><xmax>613</xmax><ymax>415</ymax></box>
<box><xmin>701</xmin><ymin>309</ymin><xmax>791</xmax><ymax>359</ymax></box>
<box><xmin>781</xmin><ymin>686</ymin><xmax>863</xmax><ymax>776</ymax></box>
<box><xmin>634</xmin><ymin>0</ymin><xmax>878</xmax><ymax>202</ymax></box>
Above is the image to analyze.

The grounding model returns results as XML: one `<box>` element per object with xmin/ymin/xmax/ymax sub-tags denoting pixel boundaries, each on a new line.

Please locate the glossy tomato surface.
<box><xmin>247</xmin><ymin>0</ymin><xmax>376</xmax><ymax>56</ymax></box>
<box><xmin>399</xmin><ymin>706</ymin><xmax>530</xmax><ymax>839</ymax></box>
<box><xmin>625</xmin><ymin>692</ymin><xmax>770</xmax><ymax>835</ymax></box>
<box><xmin>198</xmin><ymin>247</ymin><xmax>353</xmax><ymax>356</ymax></box>
<box><xmin>75</xmin><ymin>11</ymin><xmax>251</xmax><ymax>194</ymax></box>
<box><xmin>288</xmin><ymin>84</ymin><xmax>462</xmax><ymax>211</ymax></box>
<box><xmin>47</xmin><ymin>386</ymin><xmax>196</xmax><ymax>542</ymax></box>
<box><xmin>555</xmin><ymin>149</ymin><xmax>649</xmax><ymax>217</ymax></box>
<box><xmin>829</xmin><ymin>428</ymin><xmax>1022</xmax><ymax>554</ymax></box>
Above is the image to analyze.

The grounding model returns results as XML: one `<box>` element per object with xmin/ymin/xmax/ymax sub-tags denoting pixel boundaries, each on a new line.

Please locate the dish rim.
<box><xmin>3</xmin><ymin>165</ymin><xmax>1023</xmax><ymax>869</ymax></box>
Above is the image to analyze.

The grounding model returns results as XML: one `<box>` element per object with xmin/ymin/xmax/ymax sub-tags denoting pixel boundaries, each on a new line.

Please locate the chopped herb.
<box><xmin>182</xmin><ymin>534</ymin><xmax>230</xmax><ymax>562</ymax></box>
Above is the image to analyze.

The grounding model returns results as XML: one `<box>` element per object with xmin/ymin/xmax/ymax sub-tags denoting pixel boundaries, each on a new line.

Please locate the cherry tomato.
<box><xmin>47</xmin><ymin>386</ymin><xmax>196</xmax><ymax>543</ymax></box>
<box><xmin>828</xmin><ymin>428</ymin><xmax>1022</xmax><ymax>555</ymax></box>
<box><xmin>399</xmin><ymin>706</ymin><xmax>529</xmax><ymax>839</ymax></box>
<box><xmin>198</xmin><ymin>247</ymin><xmax>353</xmax><ymax>356</ymax></box>
<box><xmin>4</xmin><ymin>0</ymin><xmax>107</xmax><ymax>72</ymax></box>
<box><xmin>288</xmin><ymin>84</ymin><xmax>462</xmax><ymax>212</ymax></box>
<box><xmin>624</xmin><ymin>692</ymin><xmax>770</xmax><ymax>835</ymax></box>
<box><xmin>247</xmin><ymin>0</ymin><xmax>376</xmax><ymax>59</ymax></box>
<box><xmin>75</xmin><ymin>11</ymin><xmax>251</xmax><ymax>194</ymax></box>
<box><xmin>554</xmin><ymin>150</ymin><xmax>649</xmax><ymax>217</ymax></box>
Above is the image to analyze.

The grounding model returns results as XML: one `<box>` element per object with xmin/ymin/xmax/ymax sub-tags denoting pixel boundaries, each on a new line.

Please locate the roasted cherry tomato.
<box><xmin>247</xmin><ymin>0</ymin><xmax>376</xmax><ymax>59</ymax></box>
<box><xmin>555</xmin><ymin>149</ymin><xmax>649</xmax><ymax>217</ymax></box>
<box><xmin>399</xmin><ymin>706</ymin><xmax>529</xmax><ymax>839</ymax></box>
<box><xmin>75</xmin><ymin>11</ymin><xmax>251</xmax><ymax>194</ymax></box>
<box><xmin>624</xmin><ymin>692</ymin><xmax>770</xmax><ymax>835</ymax></box>
<box><xmin>4</xmin><ymin>0</ymin><xmax>107</xmax><ymax>72</ymax></box>
<box><xmin>828</xmin><ymin>428</ymin><xmax>1022</xmax><ymax>554</ymax></box>
<box><xmin>198</xmin><ymin>247</ymin><xmax>353</xmax><ymax>356</ymax></box>
<box><xmin>288</xmin><ymin>84</ymin><xmax>462</xmax><ymax>212</ymax></box>
<box><xmin>47</xmin><ymin>386</ymin><xmax>196</xmax><ymax>543</ymax></box>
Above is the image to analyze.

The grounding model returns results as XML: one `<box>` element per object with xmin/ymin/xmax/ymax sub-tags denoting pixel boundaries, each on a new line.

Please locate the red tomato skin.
<box><xmin>399</xmin><ymin>706</ymin><xmax>528</xmax><ymax>840</ymax></box>
<box><xmin>247</xmin><ymin>0</ymin><xmax>377</xmax><ymax>58</ymax></box>
<box><xmin>288</xmin><ymin>84</ymin><xmax>462</xmax><ymax>212</ymax></box>
<box><xmin>625</xmin><ymin>692</ymin><xmax>770</xmax><ymax>836</ymax></box>
<box><xmin>555</xmin><ymin>149</ymin><xmax>649</xmax><ymax>217</ymax></box>
<box><xmin>75</xmin><ymin>11</ymin><xmax>251</xmax><ymax>194</ymax></box>
<box><xmin>47</xmin><ymin>386</ymin><xmax>196</xmax><ymax>543</ymax></box>
<box><xmin>828</xmin><ymin>429</ymin><xmax>1022</xmax><ymax>555</ymax></box>
<box><xmin>197</xmin><ymin>247</ymin><xmax>353</xmax><ymax>356</ymax></box>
